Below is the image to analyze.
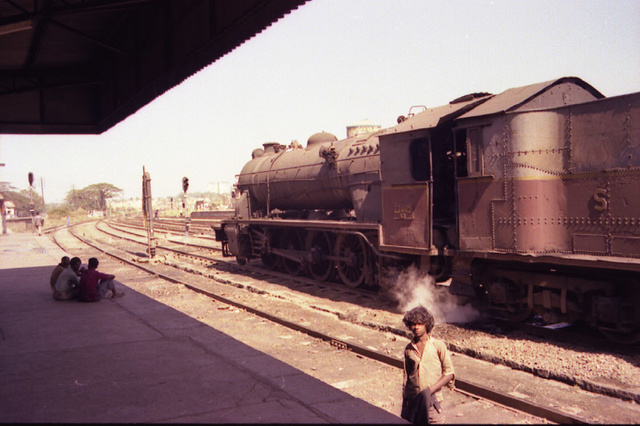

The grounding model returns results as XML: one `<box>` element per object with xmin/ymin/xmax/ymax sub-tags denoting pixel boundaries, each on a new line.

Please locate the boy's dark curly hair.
<box><xmin>402</xmin><ymin>306</ymin><xmax>435</xmax><ymax>333</ymax></box>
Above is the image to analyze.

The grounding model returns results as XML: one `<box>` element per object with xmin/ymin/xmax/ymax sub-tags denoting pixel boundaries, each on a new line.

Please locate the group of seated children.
<box><xmin>50</xmin><ymin>256</ymin><xmax>124</xmax><ymax>302</ymax></box>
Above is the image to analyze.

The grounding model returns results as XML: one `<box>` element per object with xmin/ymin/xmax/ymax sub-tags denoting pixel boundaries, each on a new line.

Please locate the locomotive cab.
<box><xmin>378</xmin><ymin>97</ymin><xmax>490</xmax><ymax>280</ymax></box>
<box><xmin>379</xmin><ymin>131</ymin><xmax>435</xmax><ymax>254</ymax></box>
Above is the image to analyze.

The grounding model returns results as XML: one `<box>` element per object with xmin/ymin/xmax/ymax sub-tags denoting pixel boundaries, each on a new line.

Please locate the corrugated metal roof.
<box><xmin>0</xmin><ymin>0</ymin><xmax>309</xmax><ymax>135</ymax></box>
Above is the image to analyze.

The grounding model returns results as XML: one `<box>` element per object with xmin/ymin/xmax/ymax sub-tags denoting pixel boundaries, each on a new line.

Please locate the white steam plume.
<box><xmin>388</xmin><ymin>266</ymin><xmax>479</xmax><ymax>324</ymax></box>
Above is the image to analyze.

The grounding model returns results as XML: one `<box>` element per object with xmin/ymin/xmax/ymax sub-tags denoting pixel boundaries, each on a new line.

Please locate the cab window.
<box><xmin>410</xmin><ymin>138</ymin><xmax>431</xmax><ymax>182</ymax></box>
<box><xmin>466</xmin><ymin>127</ymin><xmax>484</xmax><ymax>176</ymax></box>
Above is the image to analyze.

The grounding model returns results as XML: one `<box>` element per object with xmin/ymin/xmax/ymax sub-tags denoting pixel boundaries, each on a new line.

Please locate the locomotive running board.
<box><xmin>228</xmin><ymin>217</ymin><xmax>379</xmax><ymax>231</ymax></box>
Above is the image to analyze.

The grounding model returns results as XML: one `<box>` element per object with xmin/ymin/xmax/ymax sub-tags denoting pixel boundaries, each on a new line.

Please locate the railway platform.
<box><xmin>0</xmin><ymin>232</ymin><xmax>404</xmax><ymax>423</ymax></box>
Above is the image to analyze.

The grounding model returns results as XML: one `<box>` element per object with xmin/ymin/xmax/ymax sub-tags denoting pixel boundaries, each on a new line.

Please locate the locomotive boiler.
<box><xmin>216</xmin><ymin>77</ymin><xmax>640</xmax><ymax>342</ymax></box>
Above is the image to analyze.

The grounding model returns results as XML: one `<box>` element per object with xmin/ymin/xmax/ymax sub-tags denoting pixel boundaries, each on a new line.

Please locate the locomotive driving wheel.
<box><xmin>305</xmin><ymin>231</ymin><xmax>334</xmax><ymax>282</ymax></box>
<box><xmin>281</xmin><ymin>229</ymin><xmax>305</xmax><ymax>276</ymax></box>
<box><xmin>335</xmin><ymin>233</ymin><xmax>367</xmax><ymax>288</ymax></box>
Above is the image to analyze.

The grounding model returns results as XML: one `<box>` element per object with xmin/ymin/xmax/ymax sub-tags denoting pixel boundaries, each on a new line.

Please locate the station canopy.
<box><xmin>0</xmin><ymin>0</ymin><xmax>308</xmax><ymax>135</ymax></box>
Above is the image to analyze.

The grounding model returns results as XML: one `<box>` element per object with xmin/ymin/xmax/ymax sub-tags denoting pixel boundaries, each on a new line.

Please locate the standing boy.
<box><xmin>401</xmin><ymin>306</ymin><xmax>455</xmax><ymax>424</ymax></box>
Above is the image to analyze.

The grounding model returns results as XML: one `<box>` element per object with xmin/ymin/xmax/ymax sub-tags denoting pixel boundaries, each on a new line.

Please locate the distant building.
<box><xmin>5</xmin><ymin>200</ymin><xmax>15</xmax><ymax>218</ymax></box>
<box><xmin>194</xmin><ymin>199</ymin><xmax>213</xmax><ymax>211</ymax></box>
<box><xmin>346</xmin><ymin>119</ymin><xmax>381</xmax><ymax>138</ymax></box>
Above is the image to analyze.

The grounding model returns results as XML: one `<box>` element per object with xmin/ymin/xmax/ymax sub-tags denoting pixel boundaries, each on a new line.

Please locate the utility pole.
<box><xmin>40</xmin><ymin>177</ymin><xmax>45</xmax><ymax>217</ymax></box>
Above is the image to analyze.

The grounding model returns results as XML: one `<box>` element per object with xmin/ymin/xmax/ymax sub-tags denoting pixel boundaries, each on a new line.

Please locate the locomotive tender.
<box><xmin>215</xmin><ymin>77</ymin><xmax>640</xmax><ymax>341</ymax></box>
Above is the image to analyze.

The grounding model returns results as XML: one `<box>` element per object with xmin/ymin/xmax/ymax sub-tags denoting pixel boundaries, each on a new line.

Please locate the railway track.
<box><xmin>48</xmin><ymin>219</ymin><xmax>639</xmax><ymax>423</ymax></box>
<box><xmin>110</xmin><ymin>214</ymin><xmax>223</xmax><ymax>239</ymax></box>
<box><xmin>79</xmin><ymin>219</ymin><xmax>640</xmax><ymax>399</ymax></box>
<box><xmin>100</xmin><ymin>219</ymin><xmax>383</xmax><ymax>302</ymax></box>
<box><xmin>105</xmin><ymin>217</ymin><xmax>640</xmax><ymax>355</ymax></box>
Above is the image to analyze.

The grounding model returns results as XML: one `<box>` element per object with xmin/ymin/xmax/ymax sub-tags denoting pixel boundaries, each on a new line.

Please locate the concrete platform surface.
<box><xmin>0</xmin><ymin>233</ymin><xmax>405</xmax><ymax>424</ymax></box>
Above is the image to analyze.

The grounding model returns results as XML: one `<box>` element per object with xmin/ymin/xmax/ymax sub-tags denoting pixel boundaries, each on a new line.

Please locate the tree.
<box><xmin>1</xmin><ymin>189</ymin><xmax>44</xmax><ymax>216</ymax></box>
<box><xmin>65</xmin><ymin>183</ymin><xmax>122</xmax><ymax>212</ymax></box>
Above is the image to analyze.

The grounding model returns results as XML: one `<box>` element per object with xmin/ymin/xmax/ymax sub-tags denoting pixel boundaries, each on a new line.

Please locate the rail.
<box><xmin>60</xmin><ymin>222</ymin><xmax>585</xmax><ymax>424</ymax></box>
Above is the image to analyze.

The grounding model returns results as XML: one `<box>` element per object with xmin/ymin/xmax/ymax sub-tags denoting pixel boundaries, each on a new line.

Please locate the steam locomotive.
<box><xmin>215</xmin><ymin>77</ymin><xmax>640</xmax><ymax>342</ymax></box>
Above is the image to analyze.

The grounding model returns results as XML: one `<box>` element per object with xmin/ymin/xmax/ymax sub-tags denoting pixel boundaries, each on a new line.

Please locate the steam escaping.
<box><xmin>388</xmin><ymin>266</ymin><xmax>479</xmax><ymax>324</ymax></box>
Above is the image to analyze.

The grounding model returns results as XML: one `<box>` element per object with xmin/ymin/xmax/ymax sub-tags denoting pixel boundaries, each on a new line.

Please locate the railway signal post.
<box><xmin>142</xmin><ymin>166</ymin><xmax>157</xmax><ymax>258</ymax></box>
<box><xmin>27</xmin><ymin>171</ymin><xmax>34</xmax><ymax>216</ymax></box>
<box><xmin>182</xmin><ymin>177</ymin><xmax>189</xmax><ymax>243</ymax></box>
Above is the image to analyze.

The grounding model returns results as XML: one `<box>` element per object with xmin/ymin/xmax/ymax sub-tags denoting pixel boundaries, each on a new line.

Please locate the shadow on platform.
<box><xmin>0</xmin><ymin>259</ymin><xmax>404</xmax><ymax>424</ymax></box>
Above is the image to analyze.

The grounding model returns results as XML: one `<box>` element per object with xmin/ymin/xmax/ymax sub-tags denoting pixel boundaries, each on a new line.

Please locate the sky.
<box><xmin>1</xmin><ymin>0</ymin><xmax>639</xmax><ymax>204</ymax></box>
